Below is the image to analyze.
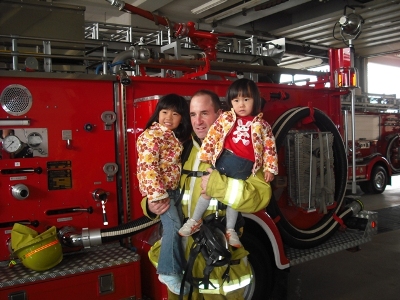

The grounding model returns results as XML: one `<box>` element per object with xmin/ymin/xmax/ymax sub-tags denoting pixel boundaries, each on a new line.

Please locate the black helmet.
<box><xmin>181</xmin><ymin>213</ymin><xmax>232</xmax><ymax>296</ymax></box>
<box><xmin>199</xmin><ymin>218</ymin><xmax>231</xmax><ymax>266</ymax></box>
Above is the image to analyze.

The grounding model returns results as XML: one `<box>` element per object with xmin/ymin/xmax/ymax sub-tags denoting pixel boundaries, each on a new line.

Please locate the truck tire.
<box><xmin>359</xmin><ymin>165</ymin><xmax>387</xmax><ymax>194</ymax></box>
<box><xmin>241</xmin><ymin>232</ymin><xmax>274</xmax><ymax>300</ymax></box>
<box><xmin>268</xmin><ymin>107</ymin><xmax>348</xmax><ymax>248</ymax></box>
<box><xmin>386</xmin><ymin>135</ymin><xmax>400</xmax><ymax>173</ymax></box>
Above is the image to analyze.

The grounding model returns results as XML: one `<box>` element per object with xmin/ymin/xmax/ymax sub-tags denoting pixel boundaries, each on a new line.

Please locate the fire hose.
<box><xmin>58</xmin><ymin>216</ymin><xmax>160</xmax><ymax>248</ymax></box>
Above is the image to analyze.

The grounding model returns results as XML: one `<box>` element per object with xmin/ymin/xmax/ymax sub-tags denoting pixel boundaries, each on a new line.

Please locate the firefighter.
<box><xmin>142</xmin><ymin>89</ymin><xmax>272</xmax><ymax>299</ymax></box>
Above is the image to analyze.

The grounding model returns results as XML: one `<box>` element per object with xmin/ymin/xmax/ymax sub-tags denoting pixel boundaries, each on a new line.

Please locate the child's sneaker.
<box><xmin>179</xmin><ymin>218</ymin><xmax>202</xmax><ymax>236</ymax></box>
<box><xmin>158</xmin><ymin>274</ymin><xmax>189</xmax><ymax>295</ymax></box>
<box><xmin>226</xmin><ymin>228</ymin><xmax>242</xmax><ymax>248</ymax></box>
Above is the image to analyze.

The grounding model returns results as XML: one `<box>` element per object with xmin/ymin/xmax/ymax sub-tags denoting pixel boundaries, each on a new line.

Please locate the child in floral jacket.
<box><xmin>179</xmin><ymin>79</ymin><xmax>278</xmax><ymax>248</ymax></box>
<box><xmin>137</xmin><ymin>94</ymin><xmax>192</xmax><ymax>295</ymax></box>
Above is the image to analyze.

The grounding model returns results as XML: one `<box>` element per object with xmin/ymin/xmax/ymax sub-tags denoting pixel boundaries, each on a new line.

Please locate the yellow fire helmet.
<box><xmin>11</xmin><ymin>223</ymin><xmax>63</xmax><ymax>271</ymax></box>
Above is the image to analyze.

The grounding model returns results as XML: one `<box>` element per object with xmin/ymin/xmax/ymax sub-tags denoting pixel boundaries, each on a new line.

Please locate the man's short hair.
<box><xmin>191</xmin><ymin>90</ymin><xmax>222</xmax><ymax>112</ymax></box>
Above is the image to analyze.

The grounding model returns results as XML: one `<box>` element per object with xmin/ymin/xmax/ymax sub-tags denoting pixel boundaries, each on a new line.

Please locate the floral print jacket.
<box><xmin>137</xmin><ymin>122</ymin><xmax>182</xmax><ymax>202</ymax></box>
<box><xmin>200</xmin><ymin>109</ymin><xmax>278</xmax><ymax>176</ymax></box>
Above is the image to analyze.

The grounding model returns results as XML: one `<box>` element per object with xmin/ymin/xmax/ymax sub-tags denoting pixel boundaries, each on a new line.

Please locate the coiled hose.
<box><xmin>268</xmin><ymin>106</ymin><xmax>349</xmax><ymax>248</ymax></box>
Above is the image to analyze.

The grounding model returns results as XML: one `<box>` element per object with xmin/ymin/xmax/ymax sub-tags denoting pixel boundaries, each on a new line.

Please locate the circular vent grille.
<box><xmin>1</xmin><ymin>84</ymin><xmax>33</xmax><ymax>116</ymax></box>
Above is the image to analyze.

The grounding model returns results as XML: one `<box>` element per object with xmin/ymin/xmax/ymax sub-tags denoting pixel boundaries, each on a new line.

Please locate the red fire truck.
<box><xmin>342</xmin><ymin>92</ymin><xmax>400</xmax><ymax>194</ymax></box>
<box><xmin>0</xmin><ymin>1</ymin><xmax>381</xmax><ymax>299</ymax></box>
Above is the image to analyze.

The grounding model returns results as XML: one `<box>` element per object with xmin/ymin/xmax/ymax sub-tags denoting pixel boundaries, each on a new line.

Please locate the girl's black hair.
<box><xmin>226</xmin><ymin>78</ymin><xmax>261</xmax><ymax>116</ymax></box>
<box><xmin>145</xmin><ymin>93</ymin><xmax>192</xmax><ymax>142</ymax></box>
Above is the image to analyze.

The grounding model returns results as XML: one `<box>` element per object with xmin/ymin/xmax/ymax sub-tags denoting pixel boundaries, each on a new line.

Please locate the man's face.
<box><xmin>190</xmin><ymin>94</ymin><xmax>221</xmax><ymax>140</ymax></box>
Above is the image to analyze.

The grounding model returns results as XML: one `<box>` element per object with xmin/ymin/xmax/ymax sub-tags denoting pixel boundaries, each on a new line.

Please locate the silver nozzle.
<box><xmin>105</xmin><ymin>0</ymin><xmax>125</xmax><ymax>10</ymax></box>
<box><xmin>346</xmin><ymin>198</ymin><xmax>364</xmax><ymax>215</ymax></box>
<box><xmin>58</xmin><ymin>226</ymin><xmax>83</xmax><ymax>247</ymax></box>
<box><xmin>81</xmin><ymin>228</ymin><xmax>102</xmax><ymax>248</ymax></box>
<box><xmin>58</xmin><ymin>226</ymin><xmax>102</xmax><ymax>248</ymax></box>
<box><xmin>11</xmin><ymin>183</ymin><xmax>29</xmax><ymax>200</ymax></box>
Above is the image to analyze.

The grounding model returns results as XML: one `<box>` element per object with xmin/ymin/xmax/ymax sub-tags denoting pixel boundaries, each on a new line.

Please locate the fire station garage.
<box><xmin>1</xmin><ymin>1</ymin><xmax>400</xmax><ymax>299</ymax></box>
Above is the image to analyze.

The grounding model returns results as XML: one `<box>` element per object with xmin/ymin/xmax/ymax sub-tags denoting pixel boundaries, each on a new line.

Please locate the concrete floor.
<box><xmin>287</xmin><ymin>176</ymin><xmax>400</xmax><ymax>300</ymax></box>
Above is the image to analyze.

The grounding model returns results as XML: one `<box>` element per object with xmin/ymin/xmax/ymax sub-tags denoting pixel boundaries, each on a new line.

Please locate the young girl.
<box><xmin>179</xmin><ymin>78</ymin><xmax>278</xmax><ymax>248</ymax></box>
<box><xmin>137</xmin><ymin>94</ymin><xmax>192</xmax><ymax>295</ymax></box>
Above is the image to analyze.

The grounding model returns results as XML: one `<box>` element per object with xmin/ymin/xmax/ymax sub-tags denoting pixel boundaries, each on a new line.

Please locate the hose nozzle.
<box><xmin>117</xmin><ymin>69</ymin><xmax>131</xmax><ymax>86</ymax></box>
<box><xmin>105</xmin><ymin>0</ymin><xmax>125</xmax><ymax>10</ymax></box>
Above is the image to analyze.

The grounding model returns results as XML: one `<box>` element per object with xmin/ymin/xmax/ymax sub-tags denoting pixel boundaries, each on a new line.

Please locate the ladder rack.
<box><xmin>84</xmin><ymin>21</ymin><xmax>286</xmax><ymax>63</ymax></box>
<box><xmin>342</xmin><ymin>93</ymin><xmax>400</xmax><ymax>113</ymax></box>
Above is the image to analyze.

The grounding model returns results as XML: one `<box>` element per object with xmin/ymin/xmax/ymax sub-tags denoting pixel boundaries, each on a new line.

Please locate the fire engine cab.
<box><xmin>343</xmin><ymin>92</ymin><xmax>400</xmax><ymax>194</ymax></box>
<box><xmin>0</xmin><ymin>1</ymin><xmax>383</xmax><ymax>299</ymax></box>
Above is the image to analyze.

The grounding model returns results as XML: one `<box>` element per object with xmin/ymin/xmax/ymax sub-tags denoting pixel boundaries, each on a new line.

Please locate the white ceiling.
<box><xmin>57</xmin><ymin>0</ymin><xmax>400</xmax><ymax>68</ymax></box>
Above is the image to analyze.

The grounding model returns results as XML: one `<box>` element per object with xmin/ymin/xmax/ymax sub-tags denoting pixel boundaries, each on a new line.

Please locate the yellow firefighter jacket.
<box><xmin>142</xmin><ymin>136</ymin><xmax>272</xmax><ymax>298</ymax></box>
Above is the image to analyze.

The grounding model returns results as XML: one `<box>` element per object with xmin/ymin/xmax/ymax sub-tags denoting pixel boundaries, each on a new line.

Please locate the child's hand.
<box><xmin>200</xmin><ymin>168</ymin><xmax>213</xmax><ymax>194</ymax></box>
<box><xmin>159</xmin><ymin>197</ymin><xmax>170</xmax><ymax>204</ymax></box>
<box><xmin>148</xmin><ymin>197</ymin><xmax>170</xmax><ymax>215</ymax></box>
<box><xmin>264</xmin><ymin>171</ymin><xmax>275</xmax><ymax>182</ymax></box>
<box><xmin>149</xmin><ymin>197</ymin><xmax>170</xmax><ymax>204</ymax></box>
<box><xmin>201</xmin><ymin>193</ymin><xmax>211</xmax><ymax>200</ymax></box>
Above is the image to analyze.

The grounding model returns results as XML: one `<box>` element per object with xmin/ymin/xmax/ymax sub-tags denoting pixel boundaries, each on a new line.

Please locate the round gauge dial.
<box><xmin>2</xmin><ymin>135</ymin><xmax>22</xmax><ymax>153</ymax></box>
<box><xmin>27</xmin><ymin>132</ymin><xmax>43</xmax><ymax>148</ymax></box>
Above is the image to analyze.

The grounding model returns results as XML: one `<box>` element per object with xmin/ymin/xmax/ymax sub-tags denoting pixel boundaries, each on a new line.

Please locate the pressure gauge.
<box><xmin>27</xmin><ymin>132</ymin><xmax>43</xmax><ymax>148</ymax></box>
<box><xmin>2</xmin><ymin>135</ymin><xmax>22</xmax><ymax>153</ymax></box>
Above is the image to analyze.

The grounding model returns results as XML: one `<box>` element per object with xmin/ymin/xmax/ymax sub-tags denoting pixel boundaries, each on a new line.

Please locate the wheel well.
<box><xmin>243</xmin><ymin>217</ymin><xmax>275</xmax><ymax>265</ymax></box>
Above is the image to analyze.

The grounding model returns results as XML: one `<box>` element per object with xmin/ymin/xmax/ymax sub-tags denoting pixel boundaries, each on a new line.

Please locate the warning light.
<box><xmin>334</xmin><ymin>67</ymin><xmax>359</xmax><ymax>89</ymax></box>
<box><xmin>370</xmin><ymin>221</ymin><xmax>377</xmax><ymax>228</ymax></box>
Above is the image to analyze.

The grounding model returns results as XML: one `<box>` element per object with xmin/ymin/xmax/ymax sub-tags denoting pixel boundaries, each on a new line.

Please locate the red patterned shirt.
<box><xmin>224</xmin><ymin>116</ymin><xmax>255</xmax><ymax>162</ymax></box>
